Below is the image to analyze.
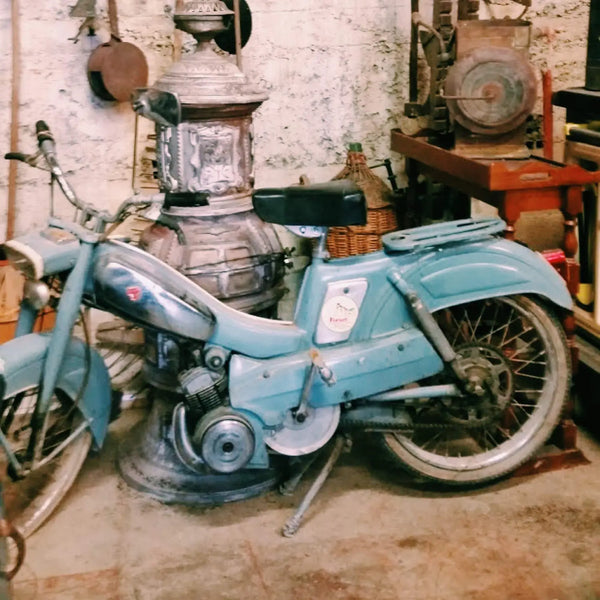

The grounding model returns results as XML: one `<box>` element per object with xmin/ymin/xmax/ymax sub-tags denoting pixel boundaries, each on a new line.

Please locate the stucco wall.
<box><xmin>0</xmin><ymin>0</ymin><xmax>592</xmax><ymax>240</ymax></box>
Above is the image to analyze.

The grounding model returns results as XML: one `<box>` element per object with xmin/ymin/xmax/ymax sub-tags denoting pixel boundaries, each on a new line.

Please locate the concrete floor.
<box><xmin>8</xmin><ymin>407</ymin><xmax>600</xmax><ymax>600</ymax></box>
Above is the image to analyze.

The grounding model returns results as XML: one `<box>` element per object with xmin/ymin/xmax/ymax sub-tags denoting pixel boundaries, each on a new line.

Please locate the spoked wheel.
<box><xmin>378</xmin><ymin>295</ymin><xmax>570</xmax><ymax>485</ymax></box>
<box><xmin>1</xmin><ymin>386</ymin><xmax>91</xmax><ymax>537</ymax></box>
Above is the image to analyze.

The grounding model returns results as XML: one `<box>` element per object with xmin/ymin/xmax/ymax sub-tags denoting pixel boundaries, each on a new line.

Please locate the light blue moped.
<box><xmin>1</xmin><ymin>120</ymin><xmax>571</xmax><ymax>536</ymax></box>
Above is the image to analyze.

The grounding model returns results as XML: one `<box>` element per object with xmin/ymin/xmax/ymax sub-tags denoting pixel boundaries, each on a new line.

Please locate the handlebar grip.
<box><xmin>35</xmin><ymin>120</ymin><xmax>54</xmax><ymax>146</ymax></box>
<box><xmin>4</xmin><ymin>152</ymin><xmax>28</xmax><ymax>162</ymax></box>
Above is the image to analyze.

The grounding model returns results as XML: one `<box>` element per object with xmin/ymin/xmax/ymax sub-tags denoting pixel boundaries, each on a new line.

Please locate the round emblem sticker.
<box><xmin>320</xmin><ymin>295</ymin><xmax>359</xmax><ymax>333</ymax></box>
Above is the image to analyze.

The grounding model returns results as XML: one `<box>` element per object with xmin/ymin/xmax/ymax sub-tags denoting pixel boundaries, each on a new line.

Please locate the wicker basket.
<box><xmin>327</xmin><ymin>144</ymin><xmax>398</xmax><ymax>258</ymax></box>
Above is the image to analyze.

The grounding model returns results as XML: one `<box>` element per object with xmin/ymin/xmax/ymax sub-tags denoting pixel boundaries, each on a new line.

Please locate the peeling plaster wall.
<box><xmin>0</xmin><ymin>0</ymin><xmax>592</xmax><ymax>240</ymax></box>
<box><xmin>0</xmin><ymin>0</ymin><xmax>410</xmax><ymax>239</ymax></box>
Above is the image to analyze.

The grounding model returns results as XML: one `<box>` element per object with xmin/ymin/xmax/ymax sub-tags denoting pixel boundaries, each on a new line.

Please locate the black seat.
<box><xmin>252</xmin><ymin>180</ymin><xmax>367</xmax><ymax>227</ymax></box>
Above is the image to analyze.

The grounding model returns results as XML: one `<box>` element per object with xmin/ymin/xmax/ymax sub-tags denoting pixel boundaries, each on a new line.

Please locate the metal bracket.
<box><xmin>388</xmin><ymin>271</ymin><xmax>468</xmax><ymax>383</ymax></box>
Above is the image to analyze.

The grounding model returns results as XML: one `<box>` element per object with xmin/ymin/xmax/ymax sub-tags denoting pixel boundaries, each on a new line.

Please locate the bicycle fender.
<box><xmin>0</xmin><ymin>333</ymin><xmax>111</xmax><ymax>448</ymax></box>
<box><xmin>402</xmin><ymin>238</ymin><xmax>573</xmax><ymax>312</ymax></box>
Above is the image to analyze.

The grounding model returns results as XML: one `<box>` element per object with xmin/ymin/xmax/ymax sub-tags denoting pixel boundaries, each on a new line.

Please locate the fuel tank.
<box><xmin>88</xmin><ymin>240</ymin><xmax>215</xmax><ymax>341</ymax></box>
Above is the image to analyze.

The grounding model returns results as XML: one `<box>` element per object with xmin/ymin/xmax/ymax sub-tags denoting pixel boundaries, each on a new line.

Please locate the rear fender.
<box><xmin>401</xmin><ymin>238</ymin><xmax>573</xmax><ymax>312</ymax></box>
<box><xmin>0</xmin><ymin>333</ymin><xmax>111</xmax><ymax>448</ymax></box>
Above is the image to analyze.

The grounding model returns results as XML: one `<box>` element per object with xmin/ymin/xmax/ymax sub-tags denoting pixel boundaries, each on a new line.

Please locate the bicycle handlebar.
<box><xmin>7</xmin><ymin>121</ymin><xmax>163</xmax><ymax>229</ymax></box>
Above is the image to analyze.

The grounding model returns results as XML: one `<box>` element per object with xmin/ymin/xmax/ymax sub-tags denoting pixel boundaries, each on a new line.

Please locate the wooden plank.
<box><xmin>575</xmin><ymin>305</ymin><xmax>600</xmax><ymax>339</ymax></box>
<box><xmin>576</xmin><ymin>334</ymin><xmax>600</xmax><ymax>375</ymax></box>
<box><xmin>391</xmin><ymin>130</ymin><xmax>494</xmax><ymax>189</ymax></box>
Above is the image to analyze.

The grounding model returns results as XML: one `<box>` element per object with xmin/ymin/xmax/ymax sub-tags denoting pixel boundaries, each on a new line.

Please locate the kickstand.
<box><xmin>281</xmin><ymin>435</ymin><xmax>349</xmax><ymax>537</ymax></box>
<box><xmin>279</xmin><ymin>453</ymin><xmax>320</xmax><ymax>496</ymax></box>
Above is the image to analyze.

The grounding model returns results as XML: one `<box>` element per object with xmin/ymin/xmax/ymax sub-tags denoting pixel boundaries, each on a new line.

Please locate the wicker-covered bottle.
<box><xmin>327</xmin><ymin>143</ymin><xmax>398</xmax><ymax>258</ymax></box>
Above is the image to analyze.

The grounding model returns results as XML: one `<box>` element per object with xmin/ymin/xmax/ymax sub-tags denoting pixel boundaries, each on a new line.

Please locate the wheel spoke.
<box><xmin>463</xmin><ymin>307</ymin><xmax>477</xmax><ymax>341</ymax></box>
<box><xmin>1</xmin><ymin>391</ymin><xmax>25</xmax><ymax>433</ymax></box>
<box><xmin>506</xmin><ymin>337</ymin><xmax>539</xmax><ymax>359</ymax></box>
<box><xmin>511</xmin><ymin>401</ymin><xmax>538</xmax><ymax>409</ymax></box>
<box><xmin>514</xmin><ymin>372</ymin><xmax>546</xmax><ymax>381</ymax></box>
<box><xmin>485</xmin><ymin>303</ymin><xmax>500</xmax><ymax>344</ymax></box>
<box><xmin>471</xmin><ymin>302</ymin><xmax>487</xmax><ymax>339</ymax></box>
<box><xmin>500</xmin><ymin>327</ymin><xmax>535</xmax><ymax>349</ymax></box>
<box><xmin>511</xmin><ymin>356</ymin><xmax>547</xmax><ymax>374</ymax></box>
<box><xmin>483</xmin><ymin>313</ymin><xmax>519</xmax><ymax>345</ymax></box>
<box><xmin>449</xmin><ymin>310</ymin><xmax>470</xmax><ymax>346</ymax></box>
<box><xmin>485</xmin><ymin>428</ymin><xmax>501</xmax><ymax>448</ymax></box>
<box><xmin>421</xmin><ymin>430</ymin><xmax>446</xmax><ymax>451</ymax></box>
<box><xmin>499</xmin><ymin>309</ymin><xmax>517</xmax><ymax>346</ymax></box>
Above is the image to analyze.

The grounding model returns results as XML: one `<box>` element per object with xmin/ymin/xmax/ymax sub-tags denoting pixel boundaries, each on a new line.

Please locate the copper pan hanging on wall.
<box><xmin>87</xmin><ymin>0</ymin><xmax>148</xmax><ymax>102</ymax></box>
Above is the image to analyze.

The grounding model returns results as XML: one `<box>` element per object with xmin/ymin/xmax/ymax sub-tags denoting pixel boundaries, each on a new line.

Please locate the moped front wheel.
<box><xmin>1</xmin><ymin>386</ymin><xmax>91</xmax><ymax>537</ymax></box>
<box><xmin>377</xmin><ymin>295</ymin><xmax>570</xmax><ymax>485</ymax></box>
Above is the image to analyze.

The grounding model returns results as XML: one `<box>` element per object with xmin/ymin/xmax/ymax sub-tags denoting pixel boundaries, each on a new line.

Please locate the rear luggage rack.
<box><xmin>382</xmin><ymin>218</ymin><xmax>506</xmax><ymax>253</ymax></box>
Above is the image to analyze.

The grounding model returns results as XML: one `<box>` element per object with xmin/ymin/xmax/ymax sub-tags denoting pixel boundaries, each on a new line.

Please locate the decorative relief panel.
<box><xmin>157</xmin><ymin>120</ymin><xmax>251</xmax><ymax>196</ymax></box>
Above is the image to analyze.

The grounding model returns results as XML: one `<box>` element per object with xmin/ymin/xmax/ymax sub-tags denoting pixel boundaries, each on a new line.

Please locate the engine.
<box><xmin>144</xmin><ymin>332</ymin><xmax>256</xmax><ymax>474</ymax></box>
<box><xmin>178</xmin><ymin>365</ymin><xmax>228</xmax><ymax>416</ymax></box>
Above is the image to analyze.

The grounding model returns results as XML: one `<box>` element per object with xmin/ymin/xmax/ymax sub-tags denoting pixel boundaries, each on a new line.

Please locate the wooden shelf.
<box><xmin>391</xmin><ymin>130</ymin><xmax>600</xmax><ymax>198</ymax></box>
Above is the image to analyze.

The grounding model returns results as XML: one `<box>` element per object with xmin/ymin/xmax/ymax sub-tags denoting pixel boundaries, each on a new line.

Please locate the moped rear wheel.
<box><xmin>1</xmin><ymin>386</ymin><xmax>91</xmax><ymax>537</ymax></box>
<box><xmin>378</xmin><ymin>295</ymin><xmax>570</xmax><ymax>485</ymax></box>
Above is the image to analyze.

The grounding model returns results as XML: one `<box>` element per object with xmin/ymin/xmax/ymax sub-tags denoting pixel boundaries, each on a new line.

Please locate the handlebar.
<box><xmin>5</xmin><ymin>121</ymin><xmax>164</xmax><ymax>231</ymax></box>
<box><xmin>33</xmin><ymin>121</ymin><xmax>86</xmax><ymax>215</ymax></box>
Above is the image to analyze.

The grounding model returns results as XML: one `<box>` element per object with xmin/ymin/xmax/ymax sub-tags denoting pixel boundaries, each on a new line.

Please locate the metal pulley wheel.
<box><xmin>444</xmin><ymin>47</ymin><xmax>537</xmax><ymax>136</ymax></box>
<box><xmin>193</xmin><ymin>409</ymin><xmax>255</xmax><ymax>474</ymax></box>
<box><xmin>265</xmin><ymin>405</ymin><xmax>340</xmax><ymax>457</ymax></box>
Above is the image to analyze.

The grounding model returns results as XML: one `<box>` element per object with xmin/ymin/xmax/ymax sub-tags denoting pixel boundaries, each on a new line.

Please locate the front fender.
<box><xmin>402</xmin><ymin>238</ymin><xmax>573</xmax><ymax>312</ymax></box>
<box><xmin>0</xmin><ymin>333</ymin><xmax>111</xmax><ymax>448</ymax></box>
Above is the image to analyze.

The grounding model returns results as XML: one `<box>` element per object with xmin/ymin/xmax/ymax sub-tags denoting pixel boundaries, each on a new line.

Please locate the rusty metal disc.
<box><xmin>86</xmin><ymin>0</ymin><xmax>148</xmax><ymax>102</ymax></box>
<box><xmin>445</xmin><ymin>47</ymin><xmax>537</xmax><ymax>136</ymax></box>
<box><xmin>97</xmin><ymin>40</ymin><xmax>149</xmax><ymax>102</ymax></box>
